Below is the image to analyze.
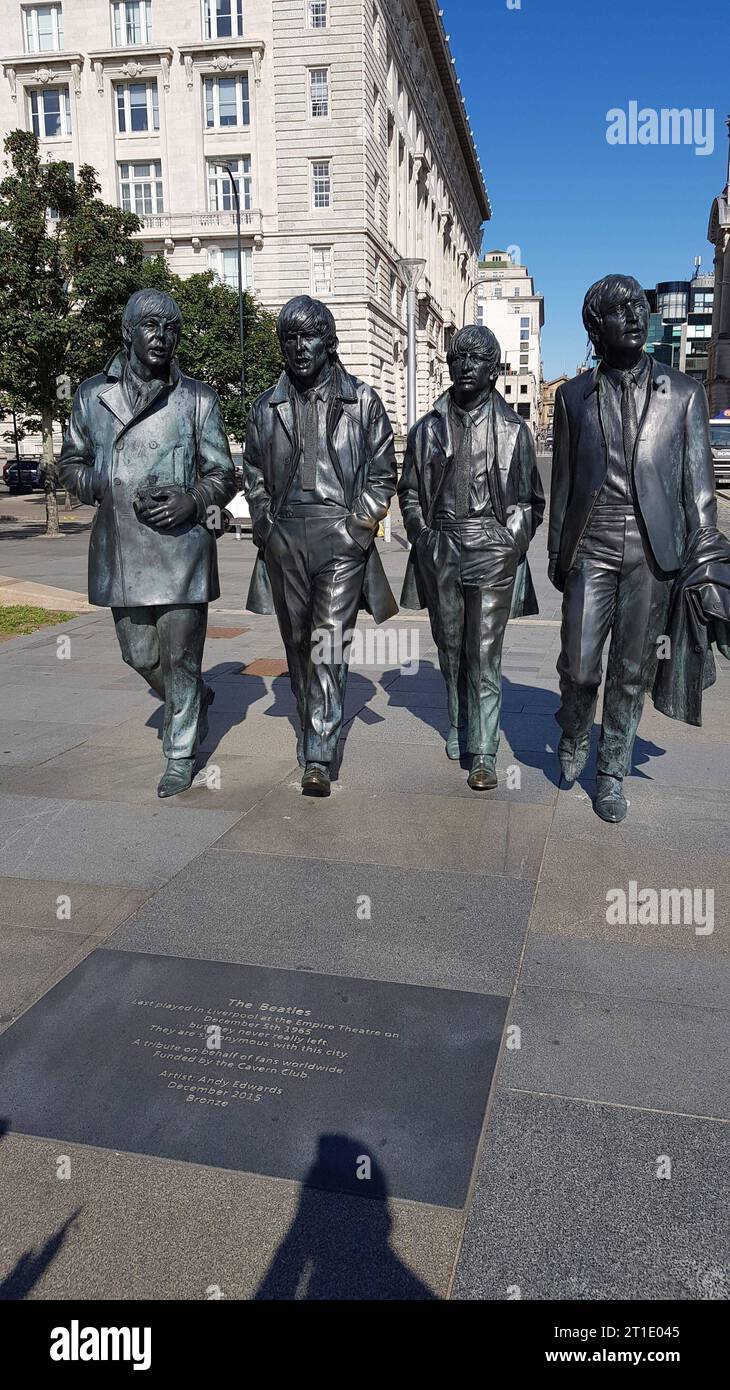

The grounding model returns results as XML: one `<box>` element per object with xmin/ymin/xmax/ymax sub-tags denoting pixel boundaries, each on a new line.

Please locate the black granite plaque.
<box><xmin>0</xmin><ymin>950</ymin><xmax>507</xmax><ymax>1207</ymax></box>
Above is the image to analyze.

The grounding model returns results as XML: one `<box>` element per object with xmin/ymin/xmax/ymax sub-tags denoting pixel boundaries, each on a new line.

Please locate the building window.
<box><xmin>207</xmin><ymin>155</ymin><xmax>252</xmax><ymax>211</ymax></box>
<box><xmin>308</xmin><ymin>0</ymin><xmax>327</xmax><ymax>28</ymax></box>
<box><xmin>119</xmin><ymin>159</ymin><xmax>163</xmax><ymax>213</ymax></box>
<box><xmin>203</xmin><ymin>0</ymin><xmax>243</xmax><ymax>40</ymax></box>
<box><xmin>373</xmin><ymin>85</ymin><xmax>380</xmax><ymax>140</ymax></box>
<box><xmin>520</xmin><ymin>354</ymin><xmax>529</xmax><ymax>366</ymax></box>
<box><xmin>519</xmin><ymin>329</ymin><xmax>529</xmax><ymax>341</ymax></box>
<box><xmin>309</xmin><ymin>68</ymin><xmax>329</xmax><ymax>119</ymax></box>
<box><xmin>208</xmin><ymin>244</ymin><xmax>253</xmax><ymax>290</ymax></box>
<box><xmin>520</xmin><ymin>383</ymin><xmax>528</xmax><ymax>394</ymax></box>
<box><xmin>115</xmin><ymin>80</ymin><xmax>159</xmax><ymax>133</ymax></box>
<box><xmin>311</xmin><ymin>159</ymin><xmax>331</xmax><ymax>208</ymax></box>
<box><xmin>23</xmin><ymin>5</ymin><xmax>64</xmax><ymax>52</ymax></box>
<box><xmin>30</xmin><ymin>86</ymin><xmax>71</xmax><ymax>138</ymax></box>
<box><xmin>373</xmin><ymin>172</ymin><xmax>381</xmax><ymax>223</ymax></box>
<box><xmin>204</xmin><ymin>74</ymin><xmax>250</xmax><ymax>128</ymax></box>
<box><xmin>373</xmin><ymin>254</ymin><xmax>381</xmax><ymax>299</ymax></box>
<box><xmin>112</xmin><ymin>0</ymin><xmax>152</xmax><ymax>45</ymax></box>
<box><xmin>311</xmin><ymin>245</ymin><xmax>332</xmax><ymax>294</ymax></box>
<box><xmin>476</xmin><ymin>303</ymin><xmax>485</xmax><ymax>325</ymax></box>
<box><xmin>520</xmin><ymin>316</ymin><xmax>530</xmax><ymax>326</ymax></box>
<box><xmin>493</xmin><ymin>286</ymin><xmax>502</xmax><ymax>299</ymax></box>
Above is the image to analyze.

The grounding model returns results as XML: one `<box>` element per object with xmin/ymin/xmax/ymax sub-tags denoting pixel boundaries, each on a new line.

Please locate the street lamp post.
<box><xmin>397</xmin><ymin>257</ymin><xmax>426</xmax><ymax>430</ymax></box>
<box><xmin>223</xmin><ymin>164</ymin><xmax>246</xmax><ymax>438</ymax></box>
<box><xmin>462</xmin><ymin>278</ymin><xmax>490</xmax><ymax>326</ymax></box>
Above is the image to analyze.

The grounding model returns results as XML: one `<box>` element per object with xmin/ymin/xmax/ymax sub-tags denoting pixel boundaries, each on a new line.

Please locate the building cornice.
<box><xmin>414</xmin><ymin>0</ymin><xmax>490</xmax><ymax>222</ymax></box>
<box><xmin>178</xmin><ymin>39</ymin><xmax>265</xmax><ymax>86</ymax></box>
<box><xmin>2</xmin><ymin>52</ymin><xmax>84</xmax><ymax>100</ymax></box>
<box><xmin>87</xmin><ymin>46</ymin><xmax>174</xmax><ymax>93</ymax></box>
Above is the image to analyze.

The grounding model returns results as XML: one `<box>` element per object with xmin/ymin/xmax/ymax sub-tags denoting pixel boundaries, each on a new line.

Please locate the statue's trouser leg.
<box><xmin>156</xmin><ymin>604</ymin><xmax>208</xmax><ymax>760</ymax></box>
<box><xmin>113</xmin><ymin>605</ymin><xmax>165</xmax><ymax>701</ymax></box>
<box><xmin>459</xmin><ymin>522</ymin><xmax>519</xmax><ymax>756</ymax></box>
<box><xmin>264</xmin><ymin>512</ymin><xmax>366</xmax><ymax>763</ymax></box>
<box><xmin>597</xmin><ymin>517</ymin><xmax>672</xmax><ymax>778</ymax></box>
<box><xmin>556</xmin><ymin>514</ymin><xmax>624</xmax><ymax>744</ymax></box>
<box><xmin>304</xmin><ymin>514</ymin><xmax>367</xmax><ymax>764</ymax></box>
<box><xmin>415</xmin><ymin>528</ymin><xmax>464</xmax><ymax>731</ymax></box>
<box><xmin>264</xmin><ymin>518</ymin><xmax>311</xmax><ymax>735</ymax></box>
<box><xmin>112</xmin><ymin>603</ymin><xmax>207</xmax><ymax>759</ymax></box>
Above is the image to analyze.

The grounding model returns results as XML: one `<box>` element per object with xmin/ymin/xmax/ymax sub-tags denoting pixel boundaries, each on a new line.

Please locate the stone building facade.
<box><xmin>707</xmin><ymin>119</ymin><xmax>730</xmax><ymax>414</ymax></box>
<box><xmin>0</xmin><ymin>0</ymin><xmax>489</xmax><ymax>435</ymax></box>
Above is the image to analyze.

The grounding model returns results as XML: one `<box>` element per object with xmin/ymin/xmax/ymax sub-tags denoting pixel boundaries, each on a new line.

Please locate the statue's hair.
<box><xmin>122</xmin><ymin>289</ymin><xmax>182</xmax><ymax>340</ymax></box>
<box><xmin>447</xmin><ymin>323</ymin><xmax>501</xmax><ymax>380</ymax></box>
<box><xmin>277</xmin><ymin>295</ymin><xmax>339</xmax><ymax>359</ymax></box>
<box><xmin>582</xmin><ymin>274</ymin><xmax>648</xmax><ymax>356</ymax></box>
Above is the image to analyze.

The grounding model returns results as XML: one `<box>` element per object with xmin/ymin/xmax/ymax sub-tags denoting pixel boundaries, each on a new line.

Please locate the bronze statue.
<box><xmin>59</xmin><ymin>288</ymin><xmax>237</xmax><ymax>797</ymax></box>
<box><xmin>398</xmin><ymin>324</ymin><xmax>544</xmax><ymax>789</ymax></box>
<box><xmin>243</xmin><ymin>295</ymin><xmax>398</xmax><ymax>796</ymax></box>
<box><xmin>549</xmin><ymin>273</ymin><xmax>717</xmax><ymax>821</ymax></box>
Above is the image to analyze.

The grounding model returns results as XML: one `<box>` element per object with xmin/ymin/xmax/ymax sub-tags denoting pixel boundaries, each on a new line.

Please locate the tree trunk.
<box><xmin>41</xmin><ymin>402</ymin><xmax>60</xmax><ymax>537</ymax></box>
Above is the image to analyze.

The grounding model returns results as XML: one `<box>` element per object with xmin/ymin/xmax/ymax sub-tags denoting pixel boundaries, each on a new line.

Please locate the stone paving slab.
<box><xmin>0</xmin><ymin>1133</ymin><xmax>458</xmax><ymax>1300</ymax></box>
<box><xmin>106</xmin><ymin>848</ymin><xmax>535</xmax><ymax>996</ymax></box>
<box><xmin>0</xmin><ymin>745</ymin><xmax>297</xmax><ymax>813</ymax></box>
<box><xmin>550</xmin><ymin>782</ymin><xmax>730</xmax><ymax>857</ymax></box>
<box><xmin>452</xmin><ymin>1090</ymin><xmax>729</xmax><ymax>1300</ymax></box>
<box><xmin>502</xmin><ymin>986</ymin><xmax>730</xmax><ymax>1118</ymax></box>
<box><xmin>528</xmin><ymin>837</ymin><xmax>730</xmax><ymax>952</ymax></box>
<box><xmin>0</xmin><ymin>794</ymin><xmax>241</xmax><ymax>888</ymax></box>
<box><xmin>0</xmin><ymin>928</ymin><xmax>96</xmax><ymax>1026</ymax></box>
<box><xmin>215</xmin><ymin>783</ymin><xmax>553</xmax><ymax>878</ymax></box>
<box><xmin>0</xmin><ymin>876</ymin><xmax>147</xmax><ymax>936</ymax></box>
<box><xmin>519</xmin><ymin>934</ymin><xmax>730</xmax><ymax>1010</ymax></box>
<box><xmin>1</xmin><ymin>719</ymin><xmax>91</xmax><ymax>770</ymax></box>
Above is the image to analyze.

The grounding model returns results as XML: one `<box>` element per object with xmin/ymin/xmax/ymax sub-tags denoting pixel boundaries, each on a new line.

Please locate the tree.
<box><xmin>139</xmin><ymin>257</ymin><xmax>282</xmax><ymax>444</ymax></box>
<box><xmin>0</xmin><ymin>130</ymin><xmax>143</xmax><ymax>535</ymax></box>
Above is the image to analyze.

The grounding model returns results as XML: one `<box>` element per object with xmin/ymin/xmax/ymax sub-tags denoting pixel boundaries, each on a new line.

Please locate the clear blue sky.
<box><xmin>445</xmin><ymin>0</ymin><xmax>729</xmax><ymax>379</ymax></box>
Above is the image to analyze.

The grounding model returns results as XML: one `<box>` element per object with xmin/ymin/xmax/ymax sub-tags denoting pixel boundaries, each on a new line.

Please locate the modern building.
<box><xmin>473</xmin><ymin>249</ymin><xmax>543</xmax><ymax>434</ymax></box>
<box><xmin>0</xmin><ymin>0</ymin><xmax>490</xmax><ymax>436</ymax></box>
<box><xmin>707</xmin><ymin>117</ymin><xmax>730</xmax><ymax>414</ymax></box>
<box><xmin>644</xmin><ymin>269</ymin><xmax>714</xmax><ymax>389</ymax></box>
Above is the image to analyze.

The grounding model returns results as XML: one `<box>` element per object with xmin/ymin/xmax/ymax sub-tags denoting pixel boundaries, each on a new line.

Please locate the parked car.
<box><xmin>710</xmin><ymin>413</ymin><xmax>730</xmax><ymax>488</ymax></box>
<box><xmin>2</xmin><ymin>458</ymin><xmax>43</xmax><ymax>493</ymax></box>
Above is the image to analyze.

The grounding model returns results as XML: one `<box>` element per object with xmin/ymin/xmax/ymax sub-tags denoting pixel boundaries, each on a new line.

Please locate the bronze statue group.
<box><xmin>60</xmin><ymin>277</ymin><xmax>730</xmax><ymax>821</ymax></box>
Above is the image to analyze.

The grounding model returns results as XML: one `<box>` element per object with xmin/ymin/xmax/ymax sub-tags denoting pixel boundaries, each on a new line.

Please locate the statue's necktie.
<box><xmin>620</xmin><ymin>372</ymin><xmax>639</xmax><ymax>471</ymax></box>
<box><xmin>454</xmin><ymin>414</ymin><xmax>472</xmax><ymax>518</ymax></box>
<box><xmin>301</xmin><ymin>393</ymin><xmax>320</xmax><ymax>490</ymax></box>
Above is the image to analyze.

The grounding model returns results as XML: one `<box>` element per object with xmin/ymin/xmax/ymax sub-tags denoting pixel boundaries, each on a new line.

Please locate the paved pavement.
<box><xmin>0</xmin><ymin>479</ymin><xmax>728</xmax><ymax>1300</ymax></box>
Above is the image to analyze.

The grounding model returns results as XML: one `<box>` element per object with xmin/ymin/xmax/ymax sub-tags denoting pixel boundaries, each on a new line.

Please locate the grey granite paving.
<box><xmin>502</xmin><ymin>986</ymin><xmax>730</xmax><ymax>1118</ymax></box>
<box><xmin>452</xmin><ymin>1090</ymin><xmax>730</xmax><ymax>1300</ymax></box>
<box><xmin>0</xmin><ymin>794</ymin><xmax>240</xmax><ymax>888</ymax></box>
<box><xmin>0</xmin><ymin>1133</ymin><xmax>459</xmax><ymax>1300</ymax></box>
<box><xmin>106</xmin><ymin>848</ymin><xmax>535</xmax><ymax>995</ymax></box>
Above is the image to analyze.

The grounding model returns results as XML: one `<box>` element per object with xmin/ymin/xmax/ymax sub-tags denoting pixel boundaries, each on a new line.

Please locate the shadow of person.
<box><xmin>258</xmin><ymin>669</ymin><xmax>381</xmax><ymax>778</ymax></box>
<box><xmin>253</xmin><ymin>1134</ymin><xmax>437</xmax><ymax>1301</ymax></box>
<box><xmin>0</xmin><ymin>1209</ymin><xmax>81</xmax><ymax>1301</ymax></box>
<box><xmin>144</xmin><ymin>661</ymin><xmax>268</xmax><ymax>762</ymax></box>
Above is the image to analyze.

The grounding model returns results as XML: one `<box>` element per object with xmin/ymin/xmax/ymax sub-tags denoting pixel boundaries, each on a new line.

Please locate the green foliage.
<box><xmin>139</xmin><ymin>257</ymin><xmax>282</xmax><ymax>440</ymax></box>
<box><xmin>0</xmin><ymin>605</ymin><xmax>76</xmax><ymax>636</ymax></box>
<box><xmin>0</xmin><ymin>130</ymin><xmax>143</xmax><ymax>429</ymax></box>
<box><xmin>0</xmin><ymin>131</ymin><xmax>282</xmax><ymax>457</ymax></box>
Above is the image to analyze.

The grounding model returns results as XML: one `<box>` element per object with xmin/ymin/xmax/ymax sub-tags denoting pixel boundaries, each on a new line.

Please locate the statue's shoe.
<box><xmin>467</xmin><ymin>756</ymin><xmax>498</xmax><ymax>791</ymax></box>
<box><xmin>594</xmin><ymin>774</ymin><xmax>628</xmax><ymax>823</ymax></box>
<box><xmin>558</xmin><ymin>732</ymin><xmax>591</xmax><ymax>784</ymax></box>
<box><xmin>157</xmin><ymin>757</ymin><xmax>195</xmax><ymax>799</ymax></box>
<box><xmin>446</xmin><ymin>725</ymin><xmax>461</xmax><ymax>760</ymax></box>
<box><xmin>198</xmin><ymin>685</ymin><xmax>215</xmax><ymax>747</ymax></box>
<box><xmin>301</xmin><ymin>762</ymin><xmax>331</xmax><ymax>797</ymax></box>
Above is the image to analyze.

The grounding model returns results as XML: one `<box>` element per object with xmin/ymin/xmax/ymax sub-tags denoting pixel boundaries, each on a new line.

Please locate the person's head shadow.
<box><xmin>253</xmin><ymin>1134</ymin><xmax>437</xmax><ymax>1301</ymax></box>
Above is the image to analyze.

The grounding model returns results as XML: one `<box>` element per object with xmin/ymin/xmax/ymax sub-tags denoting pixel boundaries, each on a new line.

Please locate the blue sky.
<box><xmin>445</xmin><ymin>0</ymin><xmax>729</xmax><ymax>379</ymax></box>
